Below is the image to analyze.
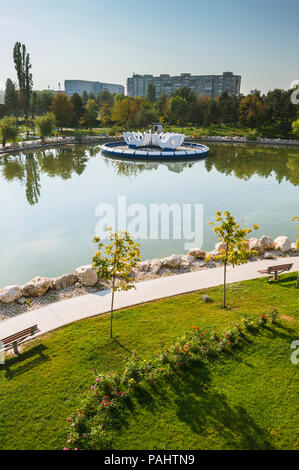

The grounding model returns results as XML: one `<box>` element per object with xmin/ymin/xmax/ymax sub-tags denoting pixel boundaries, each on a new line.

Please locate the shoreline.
<box><xmin>1</xmin><ymin>134</ymin><xmax>299</xmax><ymax>157</ymax></box>
<box><xmin>1</xmin><ymin>236</ymin><xmax>298</xmax><ymax>322</ymax></box>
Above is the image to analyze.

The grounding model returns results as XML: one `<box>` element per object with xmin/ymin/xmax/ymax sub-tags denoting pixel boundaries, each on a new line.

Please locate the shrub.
<box><xmin>268</xmin><ymin>308</ymin><xmax>279</xmax><ymax>324</ymax></box>
<box><xmin>246</xmin><ymin>129</ymin><xmax>259</xmax><ymax>141</ymax></box>
<box><xmin>35</xmin><ymin>113</ymin><xmax>55</xmax><ymax>140</ymax></box>
<box><xmin>0</xmin><ymin>116</ymin><xmax>17</xmax><ymax>147</ymax></box>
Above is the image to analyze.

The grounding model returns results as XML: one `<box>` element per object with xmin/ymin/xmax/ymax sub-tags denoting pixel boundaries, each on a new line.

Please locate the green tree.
<box><xmin>13</xmin><ymin>42</ymin><xmax>33</xmax><ymax>120</ymax></box>
<box><xmin>97</xmin><ymin>90</ymin><xmax>114</xmax><ymax>107</ymax></box>
<box><xmin>172</xmin><ymin>87</ymin><xmax>196</xmax><ymax>104</ymax></box>
<box><xmin>70</xmin><ymin>93</ymin><xmax>84</xmax><ymax>128</ymax></box>
<box><xmin>35</xmin><ymin>113</ymin><xmax>55</xmax><ymax>140</ymax></box>
<box><xmin>112</xmin><ymin>95</ymin><xmax>141</xmax><ymax>126</ymax></box>
<box><xmin>210</xmin><ymin>211</ymin><xmax>259</xmax><ymax>308</ymax></box>
<box><xmin>100</xmin><ymin>102</ymin><xmax>112</xmax><ymax>126</ymax></box>
<box><xmin>168</xmin><ymin>96</ymin><xmax>189</xmax><ymax>131</ymax></box>
<box><xmin>0</xmin><ymin>116</ymin><xmax>18</xmax><ymax>147</ymax></box>
<box><xmin>239</xmin><ymin>94</ymin><xmax>268</xmax><ymax>128</ymax></box>
<box><xmin>30</xmin><ymin>91</ymin><xmax>38</xmax><ymax>120</ymax></box>
<box><xmin>92</xmin><ymin>228</ymin><xmax>141</xmax><ymax>338</ymax></box>
<box><xmin>50</xmin><ymin>94</ymin><xmax>74</xmax><ymax>131</ymax></box>
<box><xmin>147</xmin><ymin>83</ymin><xmax>156</xmax><ymax>103</ymax></box>
<box><xmin>83</xmin><ymin>99</ymin><xmax>99</xmax><ymax>129</ymax></box>
<box><xmin>82</xmin><ymin>90</ymin><xmax>88</xmax><ymax>105</ymax></box>
<box><xmin>292</xmin><ymin>119</ymin><xmax>299</xmax><ymax>139</ymax></box>
<box><xmin>4</xmin><ymin>79</ymin><xmax>19</xmax><ymax>119</ymax></box>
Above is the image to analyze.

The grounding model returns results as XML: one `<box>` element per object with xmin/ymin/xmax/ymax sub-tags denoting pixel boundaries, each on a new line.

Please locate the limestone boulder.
<box><xmin>52</xmin><ymin>273</ymin><xmax>78</xmax><ymax>290</ymax></box>
<box><xmin>0</xmin><ymin>285</ymin><xmax>23</xmax><ymax>303</ymax></box>
<box><xmin>274</xmin><ymin>236</ymin><xmax>291</xmax><ymax>253</ymax></box>
<box><xmin>248</xmin><ymin>238</ymin><xmax>264</xmax><ymax>255</ymax></box>
<box><xmin>149</xmin><ymin>258</ymin><xmax>163</xmax><ymax>275</ymax></box>
<box><xmin>187</xmin><ymin>248</ymin><xmax>206</xmax><ymax>259</ymax></box>
<box><xmin>22</xmin><ymin>277</ymin><xmax>53</xmax><ymax>297</ymax></box>
<box><xmin>75</xmin><ymin>265</ymin><xmax>98</xmax><ymax>286</ymax></box>
<box><xmin>181</xmin><ymin>255</ymin><xmax>196</xmax><ymax>268</ymax></box>
<box><xmin>192</xmin><ymin>260</ymin><xmax>206</xmax><ymax>269</ymax></box>
<box><xmin>136</xmin><ymin>260</ymin><xmax>151</xmax><ymax>272</ymax></box>
<box><xmin>259</xmin><ymin>235</ymin><xmax>275</xmax><ymax>250</ymax></box>
<box><xmin>263</xmin><ymin>252</ymin><xmax>275</xmax><ymax>260</ymax></box>
<box><xmin>163</xmin><ymin>254</ymin><xmax>182</xmax><ymax>269</ymax></box>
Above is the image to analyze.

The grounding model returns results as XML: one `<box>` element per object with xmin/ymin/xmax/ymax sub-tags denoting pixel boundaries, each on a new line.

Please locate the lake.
<box><xmin>0</xmin><ymin>142</ymin><xmax>298</xmax><ymax>287</ymax></box>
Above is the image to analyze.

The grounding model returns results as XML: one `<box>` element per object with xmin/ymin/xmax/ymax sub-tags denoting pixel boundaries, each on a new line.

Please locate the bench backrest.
<box><xmin>1</xmin><ymin>325</ymin><xmax>39</xmax><ymax>346</ymax></box>
<box><xmin>267</xmin><ymin>264</ymin><xmax>293</xmax><ymax>273</ymax></box>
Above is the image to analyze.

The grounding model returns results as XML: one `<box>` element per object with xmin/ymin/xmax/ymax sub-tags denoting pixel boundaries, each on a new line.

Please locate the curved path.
<box><xmin>0</xmin><ymin>257</ymin><xmax>298</xmax><ymax>341</ymax></box>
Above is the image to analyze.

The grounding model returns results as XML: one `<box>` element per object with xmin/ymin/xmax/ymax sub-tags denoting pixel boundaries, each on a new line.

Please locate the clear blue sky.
<box><xmin>0</xmin><ymin>0</ymin><xmax>298</xmax><ymax>94</ymax></box>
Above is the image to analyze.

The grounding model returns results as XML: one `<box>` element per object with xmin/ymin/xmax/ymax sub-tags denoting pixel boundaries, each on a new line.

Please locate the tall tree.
<box><xmin>168</xmin><ymin>96</ymin><xmax>189</xmax><ymax>131</ymax></box>
<box><xmin>50</xmin><ymin>93</ymin><xmax>74</xmax><ymax>131</ymax></box>
<box><xmin>70</xmin><ymin>93</ymin><xmax>84</xmax><ymax>128</ymax></box>
<box><xmin>147</xmin><ymin>83</ymin><xmax>156</xmax><ymax>103</ymax></box>
<box><xmin>13</xmin><ymin>42</ymin><xmax>33</xmax><ymax>120</ymax></box>
<box><xmin>83</xmin><ymin>99</ymin><xmax>99</xmax><ymax>129</ymax></box>
<box><xmin>4</xmin><ymin>79</ymin><xmax>19</xmax><ymax>119</ymax></box>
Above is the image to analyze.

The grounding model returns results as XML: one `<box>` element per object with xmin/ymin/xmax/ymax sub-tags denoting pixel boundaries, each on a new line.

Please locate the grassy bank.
<box><xmin>0</xmin><ymin>273</ymin><xmax>298</xmax><ymax>450</ymax></box>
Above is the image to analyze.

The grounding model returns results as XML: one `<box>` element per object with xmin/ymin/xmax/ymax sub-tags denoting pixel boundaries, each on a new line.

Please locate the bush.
<box><xmin>292</xmin><ymin>119</ymin><xmax>299</xmax><ymax>139</ymax></box>
<box><xmin>0</xmin><ymin>116</ymin><xmax>17</xmax><ymax>147</ymax></box>
<box><xmin>35</xmin><ymin>113</ymin><xmax>55</xmax><ymax>140</ymax></box>
<box><xmin>246</xmin><ymin>129</ymin><xmax>259</xmax><ymax>141</ymax></box>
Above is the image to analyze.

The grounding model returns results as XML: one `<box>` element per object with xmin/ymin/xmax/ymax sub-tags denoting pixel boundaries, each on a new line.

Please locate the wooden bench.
<box><xmin>0</xmin><ymin>325</ymin><xmax>40</xmax><ymax>356</ymax></box>
<box><xmin>258</xmin><ymin>263</ymin><xmax>293</xmax><ymax>280</ymax></box>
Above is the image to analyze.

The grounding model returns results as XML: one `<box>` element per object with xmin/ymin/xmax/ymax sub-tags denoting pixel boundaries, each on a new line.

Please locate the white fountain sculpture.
<box><xmin>123</xmin><ymin>131</ymin><xmax>185</xmax><ymax>150</ymax></box>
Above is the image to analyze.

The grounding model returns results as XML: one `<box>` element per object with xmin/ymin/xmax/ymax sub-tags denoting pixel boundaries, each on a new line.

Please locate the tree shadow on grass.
<box><xmin>159</xmin><ymin>363</ymin><xmax>275</xmax><ymax>449</ymax></box>
<box><xmin>115</xmin><ymin>359</ymin><xmax>275</xmax><ymax>450</ymax></box>
<box><xmin>269</xmin><ymin>273</ymin><xmax>298</xmax><ymax>289</ymax></box>
<box><xmin>0</xmin><ymin>345</ymin><xmax>49</xmax><ymax>380</ymax></box>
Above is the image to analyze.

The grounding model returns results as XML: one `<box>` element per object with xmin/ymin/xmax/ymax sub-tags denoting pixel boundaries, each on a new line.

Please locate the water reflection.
<box><xmin>103</xmin><ymin>158</ymin><xmax>196</xmax><ymax>178</ymax></box>
<box><xmin>206</xmin><ymin>144</ymin><xmax>299</xmax><ymax>186</ymax></box>
<box><xmin>0</xmin><ymin>143</ymin><xmax>298</xmax><ymax>206</ymax></box>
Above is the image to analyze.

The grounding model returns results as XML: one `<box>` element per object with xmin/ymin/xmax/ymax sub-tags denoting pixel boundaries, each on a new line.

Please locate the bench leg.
<box><xmin>12</xmin><ymin>342</ymin><xmax>19</xmax><ymax>356</ymax></box>
<box><xmin>274</xmin><ymin>272</ymin><xmax>278</xmax><ymax>281</ymax></box>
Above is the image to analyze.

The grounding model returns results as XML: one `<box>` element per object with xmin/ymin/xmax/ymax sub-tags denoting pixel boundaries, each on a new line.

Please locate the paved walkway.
<box><xmin>0</xmin><ymin>257</ymin><xmax>298</xmax><ymax>341</ymax></box>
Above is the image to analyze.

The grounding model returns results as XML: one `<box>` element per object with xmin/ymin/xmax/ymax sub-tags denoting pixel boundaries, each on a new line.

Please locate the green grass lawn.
<box><xmin>0</xmin><ymin>274</ymin><xmax>298</xmax><ymax>450</ymax></box>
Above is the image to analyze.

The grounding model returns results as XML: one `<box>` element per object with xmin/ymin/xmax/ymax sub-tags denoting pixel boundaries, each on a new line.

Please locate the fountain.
<box><xmin>101</xmin><ymin>131</ymin><xmax>209</xmax><ymax>160</ymax></box>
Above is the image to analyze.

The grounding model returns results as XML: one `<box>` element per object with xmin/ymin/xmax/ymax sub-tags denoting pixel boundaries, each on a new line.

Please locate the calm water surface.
<box><xmin>0</xmin><ymin>143</ymin><xmax>298</xmax><ymax>286</ymax></box>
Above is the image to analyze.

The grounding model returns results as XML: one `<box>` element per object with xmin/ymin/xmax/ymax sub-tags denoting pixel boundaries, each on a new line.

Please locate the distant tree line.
<box><xmin>1</xmin><ymin>42</ymin><xmax>299</xmax><ymax>141</ymax></box>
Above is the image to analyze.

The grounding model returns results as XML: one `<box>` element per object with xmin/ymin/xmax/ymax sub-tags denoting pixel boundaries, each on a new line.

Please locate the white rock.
<box><xmin>259</xmin><ymin>235</ymin><xmax>275</xmax><ymax>250</ymax></box>
<box><xmin>192</xmin><ymin>261</ymin><xmax>206</xmax><ymax>269</ymax></box>
<box><xmin>291</xmin><ymin>242</ymin><xmax>298</xmax><ymax>252</ymax></box>
<box><xmin>0</xmin><ymin>285</ymin><xmax>23</xmax><ymax>303</ymax></box>
<box><xmin>75</xmin><ymin>265</ymin><xmax>98</xmax><ymax>286</ymax></box>
<box><xmin>136</xmin><ymin>260</ymin><xmax>151</xmax><ymax>272</ymax></box>
<box><xmin>22</xmin><ymin>277</ymin><xmax>53</xmax><ymax>297</ymax></box>
<box><xmin>163</xmin><ymin>254</ymin><xmax>182</xmax><ymax>269</ymax></box>
<box><xmin>274</xmin><ymin>236</ymin><xmax>291</xmax><ymax>253</ymax></box>
<box><xmin>263</xmin><ymin>252</ymin><xmax>275</xmax><ymax>259</ymax></box>
<box><xmin>181</xmin><ymin>255</ymin><xmax>196</xmax><ymax>266</ymax></box>
<box><xmin>149</xmin><ymin>258</ymin><xmax>163</xmax><ymax>275</ymax></box>
<box><xmin>248</xmin><ymin>238</ymin><xmax>264</xmax><ymax>255</ymax></box>
<box><xmin>52</xmin><ymin>273</ymin><xmax>78</xmax><ymax>290</ymax></box>
<box><xmin>187</xmin><ymin>248</ymin><xmax>206</xmax><ymax>259</ymax></box>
